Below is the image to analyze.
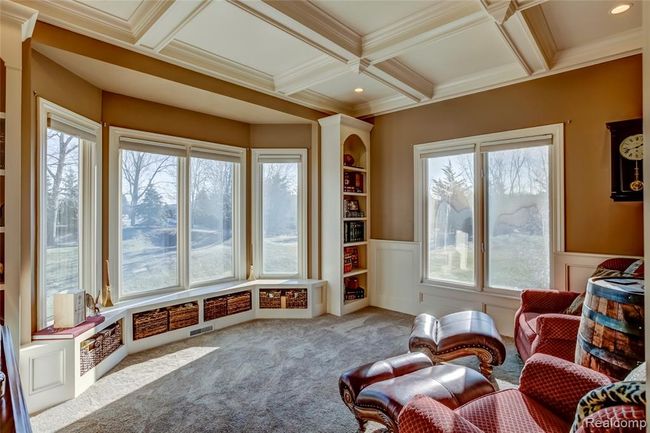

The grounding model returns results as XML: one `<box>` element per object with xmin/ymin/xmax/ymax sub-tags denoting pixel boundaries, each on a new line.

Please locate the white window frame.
<box><xmin>414</xmin><ymin>124</ymin><xmax>564</xmax><ymax>296</ymax></box>
<box><xmin>252</xmin><ymin>148</ymin><xmax>308</xmax><ymax>279</ymax></box>
<box><xmin>108</xmin><ymin>127</ymin><xmax>247</xmax><ymax>301</ymax></box>
<box><xmin>37</xmin><ymin>98</ymin><xmax>102</xmax><ymax>328</ymax></box>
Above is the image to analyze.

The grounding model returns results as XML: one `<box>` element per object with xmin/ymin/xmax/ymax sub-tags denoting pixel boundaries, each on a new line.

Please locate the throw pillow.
<box><xmin>625</xmin><ymin>362</ymin><xmax>646</xmax><ymax>382</ymax></box>
<box><xmin>563</xmin><ymin>293</ymin><xmax>586</xmax><ymax>315</ymax></box>
<box><xmin>570</xmin><ymin>381</ymin><xmax>646</xmax><ymax>433</ymax></box>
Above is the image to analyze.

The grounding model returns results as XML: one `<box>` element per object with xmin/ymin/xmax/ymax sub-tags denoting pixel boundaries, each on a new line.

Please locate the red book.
<box><xmin>33</xmin><ymin>315</ymin><xmax>105</xmax><ymax>340</ymax></box>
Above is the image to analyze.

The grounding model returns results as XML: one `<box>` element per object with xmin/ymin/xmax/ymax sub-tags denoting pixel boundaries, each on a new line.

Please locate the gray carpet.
<box><xmin>32</xmin><ymin>307</ymin><xmax>523</xmax><ymax>433</ymax></box>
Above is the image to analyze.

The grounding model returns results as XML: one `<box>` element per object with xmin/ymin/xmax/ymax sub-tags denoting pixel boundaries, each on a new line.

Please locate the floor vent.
<box><xmin>190</xmin><ymin>325</ymin><xmax>213</xmax><ymax>336</ymax></box>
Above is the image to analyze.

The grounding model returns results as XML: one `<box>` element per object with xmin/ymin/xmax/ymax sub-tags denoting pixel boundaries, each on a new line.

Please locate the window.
<box><xmin>38</xmin><ymin>99</ymin><xmax>101</xmax><ymax>327</ymax></box>
<box><xmin>110</xmin><ymin>128</ymin><xmax>246</xmax><ymax>300</ymax></box>
<box><xmin>252</xmin><ymin>149</ymin><xmax>308</xmax><ymax>278</ymax></box>
<box><xmin>415</xmin><ymin>124</ymin><xmax>563</xmax><ymax>292</ymax></box>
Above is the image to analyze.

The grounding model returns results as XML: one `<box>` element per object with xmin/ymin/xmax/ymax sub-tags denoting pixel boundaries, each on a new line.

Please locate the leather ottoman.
<box><xmin>339</xmin><ymin>352</ymin><xmax>495</xmax><ymax>433</ymax></box>
<box><xmin>409</xmin><ymin>311</ymin><xmax>506</xmax><ymax>377</ymax></box>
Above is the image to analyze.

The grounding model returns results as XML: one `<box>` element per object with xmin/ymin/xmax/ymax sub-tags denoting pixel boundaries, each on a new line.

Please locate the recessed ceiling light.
<box><xmin>354</xmin><ymin>88</ymin><xmax>364</xmax><ymax>93</ymax></box>
<box><xmin>610</xmin><ymin>3</ymin><xmax>631</xmax><ymax>14</ymax></box>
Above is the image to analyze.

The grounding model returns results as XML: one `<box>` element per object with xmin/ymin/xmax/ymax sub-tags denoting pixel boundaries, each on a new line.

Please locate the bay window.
<box><xmin>38</xmin><ymin>99</ymin><xmax>101</xmax><ymax>327</ymax></box>
<box><xmin>109</xmin><ymin>128</ymin><xmax>246</xmax><ymax>300</ymax></box>
<box><xmin>252</xmin><ymin>149</ymin><xmax>308</xmax><ymax>278</ymax></box>
<box><xmin>415</xmin><ymin>124</ymin><xmax>563</xmax><ymax>292</ymax></box>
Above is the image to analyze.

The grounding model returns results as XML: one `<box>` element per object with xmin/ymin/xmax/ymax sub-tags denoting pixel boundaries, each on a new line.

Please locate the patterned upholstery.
<box><xmin>519</xmin><ymin>354</ymin><xmax>612</xmax><ymax>421</ymax></box>
<box><xmin>457</xmin><ymin>389</ymin><xmax>569</xmax><ymax>433</ymax></box>
<box><xmin>398</xmin><ymin>395</ymin><xmax>483</xmax><ymax>433</ymax></box>
<box><xmin>514</xmin><ymin>290</ymin><xmax>582</xmax><ymax>362</ymax></box>
<box><xmin>575</xmin><ymin>405</ymin><xmax>646</xmax><ymax>433</ymax></box>
<box><xmin>398</xmin><ymin>354</ymin><xmax>639</xmax><ymax>433</ymax></box>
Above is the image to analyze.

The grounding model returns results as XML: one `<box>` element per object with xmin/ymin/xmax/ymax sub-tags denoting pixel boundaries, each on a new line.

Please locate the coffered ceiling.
<box><xmin>17</xmin><ymin>0</ymin><xmax>644</xmax><ymax>118</ymax></box>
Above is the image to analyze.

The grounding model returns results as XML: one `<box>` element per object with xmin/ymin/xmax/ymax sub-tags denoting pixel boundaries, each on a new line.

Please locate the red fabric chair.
<box><xmin>514</xmin><ymin>258</ymin><xmax>641</xmax><ymax>362</ymax></box>
<box><xmin>398</xmin><ymin>354</ymin><xmax>645</xmax><ymax>433</ymax></box>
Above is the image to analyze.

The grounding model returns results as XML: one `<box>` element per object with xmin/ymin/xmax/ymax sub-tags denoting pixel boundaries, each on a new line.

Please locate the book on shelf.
<box><xmin>344</xmin><ymin>288</ymin><xmax>365</xmax><ymax>300</ymax></box>
<box><xmin>344</xmin><ymin>221</ymin><xmax>365</xmax><ymax>243</ymax></box>
<box><xmin>343</xmin><ymin>172</ymin><xmax>364</xmax><ymax>193</ymax></box>
<box><xmin>343</xmin><ymin>246</ymin><xmax>360</xmax><ymax>273</ymax></box>
<box><xmin>344</xmin><ymin>199</ymin><xmax>365</xmax><ymax>218</ymax></box>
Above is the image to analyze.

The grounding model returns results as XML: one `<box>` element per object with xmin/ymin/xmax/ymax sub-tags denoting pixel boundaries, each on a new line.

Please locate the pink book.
<box><xmin>33</xmin><ymin>315</ymin><xmax>105</xmax><ymax>340</ymax></box>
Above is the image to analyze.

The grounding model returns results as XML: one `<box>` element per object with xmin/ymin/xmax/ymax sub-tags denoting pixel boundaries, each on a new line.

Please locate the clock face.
<box><xmin>619</xmin><ymin>134</ymin><xmax>644</xmax><ymax>161</ymax></box>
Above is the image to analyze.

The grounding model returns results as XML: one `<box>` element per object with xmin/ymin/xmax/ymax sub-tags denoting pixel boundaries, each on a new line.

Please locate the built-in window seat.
<box><xmin>20</xmin><ymin>279</ymin><xmax>326</xmax><ymax>414</ymax></box>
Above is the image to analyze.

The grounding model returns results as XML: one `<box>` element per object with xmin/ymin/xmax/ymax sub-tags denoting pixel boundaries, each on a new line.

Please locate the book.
<box><xmin>33</xmin><ymin>315</ymin><xmax>105</xmax><ymax>340</ymax></box>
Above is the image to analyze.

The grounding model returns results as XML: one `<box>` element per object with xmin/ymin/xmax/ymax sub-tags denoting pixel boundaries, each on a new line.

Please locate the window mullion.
<box><xmin>477</xmin><ymin>151</ymin><xmax>487</xmax><ymax>292</ymax></box>
<box><xmin>180</xmin><ymin>156</ymin><xmax>189</xmax><ymax>290</ymax></box>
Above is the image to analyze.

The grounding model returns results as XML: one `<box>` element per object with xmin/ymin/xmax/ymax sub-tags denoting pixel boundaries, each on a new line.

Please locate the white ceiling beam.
<box><xmin>362</xmin><ymin>2</ymin><xmax>487</xmax><ymax>63</ymax></box>
<box><xmin>233</xmin><ymin>0</ymin><xmax>436</xmax><ymax>102</ymax></box>
<box><xmin>520</xmin><ymin>4</ymin><xmax>557</xmax><ymax>69</ymax></box>
<box><xmin>274</xmin><ymin>56</ymin><xmax>352</xmax><ymax>95</ymax></box>
<box><xmin>134</xmin><ymin>0</ymin><xmax>207</xmax><ymax>52</ymax></box>
<box><xmin>362</xmin><ymin>59</ymin><xmax>434</xmax><ymax>101</ymax></box>
<box><xmin>228</xmin><ymin>0</ymin><xmax>361</xmax><ymax>62</ymax></box>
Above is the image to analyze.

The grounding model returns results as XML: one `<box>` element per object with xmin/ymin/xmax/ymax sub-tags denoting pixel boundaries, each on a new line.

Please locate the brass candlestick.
<box><xmin>102</xmin><ymin>259</ymin><xmax>115</xmax><ymax>307</ymax></box>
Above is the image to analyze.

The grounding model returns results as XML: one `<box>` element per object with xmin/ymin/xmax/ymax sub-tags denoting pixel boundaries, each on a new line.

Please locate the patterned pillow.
<box><xmin>625</xmin><ymin>363</ymin><xmax>646</xmax><ymax>382</ymax></box>
<box><xmin>563</xmin><ymin>293</ymin><xmax>586</xmax><ymax>315</ymax></box>
<box><xmin>570</xmin><ymin>381</ymin><xmax>646</xmax><ymax>433</ymax></box>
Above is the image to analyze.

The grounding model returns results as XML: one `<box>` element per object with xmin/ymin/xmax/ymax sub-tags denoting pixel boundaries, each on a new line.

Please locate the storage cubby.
<box><xmin>132</xmin><ymin>301</ymin><xmax>201</xmax><ymax>340</ymax></box>
<box><xmin>204</xmin><ymin>290</ymin><xmax>252</xmax><ymax>321</ymax></box>
<box><xmin>259</xmin><ymin>288</ymin><xmax>308</xmax><ymax>309</ymax></box>
<box><xmin>80</xmin><ymin>319</ymin><xmax>123</xmax><ymax>376</ymax></box>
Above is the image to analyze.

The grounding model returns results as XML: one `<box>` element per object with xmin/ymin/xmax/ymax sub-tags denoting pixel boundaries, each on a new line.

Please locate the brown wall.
<box><xmin>370</xmin><ymin>55</ymin><xmax>643</xmax><ymax>256</ymax></box>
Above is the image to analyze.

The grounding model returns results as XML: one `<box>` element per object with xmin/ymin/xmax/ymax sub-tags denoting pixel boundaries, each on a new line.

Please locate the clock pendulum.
<box><xmin>619</xmin><ymin>133</ymin><xmax>644</xmax><ymax>192</ymax></box>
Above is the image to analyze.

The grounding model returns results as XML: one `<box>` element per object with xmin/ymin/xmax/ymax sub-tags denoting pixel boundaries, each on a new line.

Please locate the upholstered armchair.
<box><xmin>514</xmin><ymin>258</ymin><xmax>642</xmax><ymax>362</ymax></box>
<box><xmin>514</xmin><ymin>289</ymin><xmax>582</xmax><ymax>362</ymax></box>
<box><xmin>398</xmin><ymin>354</ymin><xmax>646</xmax><ymax>433</ymax></box>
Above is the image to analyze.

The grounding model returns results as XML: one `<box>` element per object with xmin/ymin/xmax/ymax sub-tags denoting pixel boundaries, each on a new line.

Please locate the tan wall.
<box><xmin>370</xmin><ymin>55</ymin><xmax>643</xmax><ymax>256</ymax></box>
<box><xmin>250</xmin><ymin>124</ymin><xmax>312</xmax><ymax>148</ymax></box>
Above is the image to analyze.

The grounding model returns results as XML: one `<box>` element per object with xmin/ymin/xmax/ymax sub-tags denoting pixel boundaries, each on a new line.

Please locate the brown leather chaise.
<box><xmin>339</xmin><ymin>352</ymin><xmax>495</xmax><ymax>432</ymax></box>
<box><xmin>409</xmin><ymin>311</ymin><xmax>506</xmax><ymax>377</ymax></box>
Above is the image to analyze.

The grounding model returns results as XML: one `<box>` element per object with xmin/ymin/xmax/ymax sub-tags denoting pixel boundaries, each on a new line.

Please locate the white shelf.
<box><xmin>343</xmin><ymin>166</ymin><xmax>366</xmax><ymax>173</ymax></box>
<box><xmin>343</xmin><ymin>241</ymin><xmax>367</xmax><ymax>247</ymax></box>
<box><xmin>343</xmin><ymin>217</ymin><xmax>367</xmax><ymax>221</ymax></box>
<box><xmin>343</xmin><ymin>192</ymin><xmax>367</xmax><ymax>196</ymax></box>
<box><xmin>344</xmin><ymin>268</ymin><xmax>368</xmax><ymax>277</ymax></box>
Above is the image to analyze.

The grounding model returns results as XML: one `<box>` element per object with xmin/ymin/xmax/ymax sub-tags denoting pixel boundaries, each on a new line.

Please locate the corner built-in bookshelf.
<box><xmin>319</xmin><ymin>114</ymin><xmax>373</xmax><ymax>316</ymax></box>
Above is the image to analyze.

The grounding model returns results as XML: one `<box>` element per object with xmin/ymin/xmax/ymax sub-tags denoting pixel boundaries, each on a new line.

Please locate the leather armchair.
<box><xmin>398</xmin><ymin>354</ymin><xmax>645</xmax><ymax>433</ymax></box>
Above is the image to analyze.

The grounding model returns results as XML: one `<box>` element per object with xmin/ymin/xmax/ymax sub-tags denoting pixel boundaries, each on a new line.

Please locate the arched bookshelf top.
<box><xmin>343</xmin><ymin>134</ymin><xmax>367</xmax><ymax>169</ymax></box>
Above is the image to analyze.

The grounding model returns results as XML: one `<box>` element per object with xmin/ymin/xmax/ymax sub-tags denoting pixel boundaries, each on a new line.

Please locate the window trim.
<box><xmin>108</xmin><ymin>127</ymin><xmax>247</xmax><ymax>302</ymax></box>
<box><xmin>37</xmin><ymin>98</ymin><xmax>102</xmax><ymax>329</ymax></box>
<box><xmin>414</xmin><ymin>124</ymin><xmax>564</xmax><ymax>295</ymax></box>
<box><xmin>251</xmin><ymin>148</ymin><xmax>308</xmax><ymax>279</ymax></box>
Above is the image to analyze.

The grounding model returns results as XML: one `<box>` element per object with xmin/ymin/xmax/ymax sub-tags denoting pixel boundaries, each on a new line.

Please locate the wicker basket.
<box><xmin>259</xmin><ymin>289</ymin><xmax>282</xmax><ymax>309</ymax></box>
<box><xmin>286</xmin><ymin>289</ymin><xmax>308</xmax><ymax>309</ymax></box>
<box><xmin>227</xmin><ymin>291</ymin><xmax>251</xmax><ymax>315</ymax></box>
<box><xmin>168</xmin><ymin>302</ymin><xmax>199</xmax><ymax>330</ymax></box>
<box><xmin>80</xmin><ymin>335</ymin><xmax>103</xmax><ymax>376</ymax></box>
<box><xmin>204</xmin><ymin>296</ymin><xmax>228</xmax><ymax>321</ymax></box>
<box><xmin>133</xmin><ymin>309</ymin><xmax>169</xmax><ymax>340</ymax></box>
<box><xmin>100</xmin><ymin>321</ymin><xmax>122</xmax><ymax>357</ymax></box>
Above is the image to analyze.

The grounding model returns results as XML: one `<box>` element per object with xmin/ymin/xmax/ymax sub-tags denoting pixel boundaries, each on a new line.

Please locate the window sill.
<box><xmin>418</xmin><ymin>280</ymin><xmax>522</xmax><ymax>301</ymax></box>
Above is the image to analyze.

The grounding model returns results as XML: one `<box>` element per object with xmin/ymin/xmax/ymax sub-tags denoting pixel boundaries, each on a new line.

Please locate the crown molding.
<box><xmin>508</xmin><ymin>10</ymin><xmax>550</xmax><ymax>71</ymax></box>
<box><xmin>362</xmin><ymin>3</ymin><xmax>487</xmax><ymax>62</ymax></box>
<box><xmin>352</xmin><ymin>93</ymin><xmax>412</xmax><ymax>118</ymax></box>
<box><xmin>131</xmin><ymin>0</ymin><xmax>183</xmax><ymax>49</ymax></box>
<box><xmin>553</xmin><ymin>27</ymin><xmax>643</xmax><ymax>70</ymax></box>
<box><xmin>292</xmin><ymin>89</ymin><xmax>352</xmax><ymax>116</ymax></box>
<box><xmin>1</xmin><ymin>0</ymin><xmax>38</xmax><ymax>41</ymax></box>
<box><xmin>161</xmin><ymin>40</ymin><xmax>275</xmax><ymax>92</ymax></box>
<box><xmin>484</xmin><ymin>0</ymin><xmax>517</xmax><ymax>25</ymax></box>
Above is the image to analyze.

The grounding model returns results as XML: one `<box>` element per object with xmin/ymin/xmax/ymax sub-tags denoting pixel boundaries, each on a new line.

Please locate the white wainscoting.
<box><xmin>369</xmin><ymin>240</ymin><xmax>641</xmax><ymax>338</ymax></box>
